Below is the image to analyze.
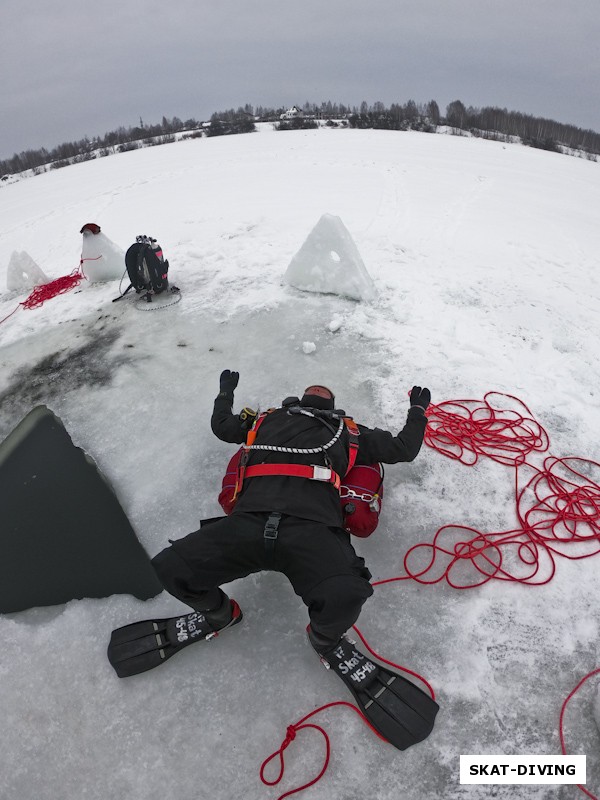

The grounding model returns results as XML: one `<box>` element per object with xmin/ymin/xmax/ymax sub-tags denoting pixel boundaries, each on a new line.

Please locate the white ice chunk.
<box><xmin>80</xmin><ymin>231</ymin><xmax>125</xmax><ymax>282</ymax></box>
<box><xmin>327</xmin><ymin>316</ymin><xmax>343</xmax><ymax>332</ymax></box>
<box><xmin>302</xmin><ymin>341</ymin><xmax>317</xmax><ymax>354</ymax></box>
<box><xmin>284</xmin><ymin>214</ymin><xmax>376</xmax><ymax>301</ymax></box>
<box><xmin>6</xmin><ymin>251</ymin><xmax>49</xmax><ymax>292</ymax></box>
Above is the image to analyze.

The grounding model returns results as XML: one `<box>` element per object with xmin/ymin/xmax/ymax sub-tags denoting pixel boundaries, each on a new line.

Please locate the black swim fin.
<box><xmin>315</xmin><ymin>635</ymin><xmax>439</xmax><ymax>750</ymax></box>
<box><xmin>107</xmin><ymin>600</ymin><xmax>243</xmax><ymax>678</ymax></box>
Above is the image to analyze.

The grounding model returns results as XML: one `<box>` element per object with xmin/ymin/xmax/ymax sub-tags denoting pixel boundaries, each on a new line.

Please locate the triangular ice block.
<box><xmin>0</xmin><ymin>406</ymin><xmax>162</xmax><ymax>613</ymax></box>
<box><xmin>6</xmin><ymin>251</ymin><xmax>49</xmax><ymax>292</ymax></box>
<box><xmin>284</xmin><ymin>214</ymin><xmax>376</xmax><ymax>301</ymax></box>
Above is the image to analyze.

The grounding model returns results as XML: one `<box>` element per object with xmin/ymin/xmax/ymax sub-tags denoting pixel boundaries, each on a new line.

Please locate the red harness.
<box><xmin>232</xmin><ymin>411</ymin><xmax>360</xmax><ymax>503</ymax></box>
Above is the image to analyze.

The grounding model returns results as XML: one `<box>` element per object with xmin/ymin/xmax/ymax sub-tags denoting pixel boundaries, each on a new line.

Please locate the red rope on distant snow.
<box><xmin>0</xmin><ymin>305</ymin><xmax>21</xmax><ymax>325</ymax></box>
<box><xmin>0</xmin><ymin>256</ymin><xmax>101</xmax><ymax>325</ymax></box>
<box><xmin>20</xmin><ymin>268</ymin><xmax>85</xmax><ymax>310</ymax></box>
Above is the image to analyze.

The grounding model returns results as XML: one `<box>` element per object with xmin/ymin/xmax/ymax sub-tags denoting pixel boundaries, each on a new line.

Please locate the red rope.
<box><xmin>403</xmin><ymin>394</ymin><xmax>600</xmax><ymax>588</ymax></box>
<box><xmin>352</xmin><ymin>623</ymin><xmax>436</xmax><ymax>700</ymax></box>
<box><xmin>0</xmin><ymin>256</ymin><xmax>102</xmax><ymax>325</ymax></box>
<box><xmin>424</xmin><ymin>392</ymin><xmax>549</xmax><ymax>466</ymax></box>
<box><xmin>261</xmin><ymin>392</ymin><xmax>599</xmax><ymax>798</ymax></box>
<box><xmin>20</xmin><ymin>269</ymin><xmax>85</xmax><ymax>310</ymax></box>
<box><xmin>260</xmin><ymin>703</ymin><xmax>374</xmax><ymax>800</ymax></box>
<box><xmin>559</xmin><ymin>668</ymin><xmax>600</xmax><ymax>800</ymax></box>
<box><xmin>260</xmin><ymin>628</ymin><xmax>432</xmax><ymax>800</ymax></box>
<box><xmin>0</xmin><ymin>304</ymin><xmax>21</xmax><ymax>325</ymax></box>
<box><xmin>417</xmin><ymin>393</ymin><xmax>600</xmax><ymax>799</ymax></box>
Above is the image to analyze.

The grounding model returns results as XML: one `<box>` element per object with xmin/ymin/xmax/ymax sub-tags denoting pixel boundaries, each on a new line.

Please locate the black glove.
<box><xmin>219</xmin><ymin>369</ymin><xmax>239</xmax><ymax>395</ymax></box>
<box><xmin>409</xmin><ymin>385</ymin><xmax>431</xmax><ymax>412</ymax></box>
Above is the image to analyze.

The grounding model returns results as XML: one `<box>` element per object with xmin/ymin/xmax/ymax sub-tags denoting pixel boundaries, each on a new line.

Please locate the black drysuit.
<box><xmin>152</xmin><ymin>391</ymin><xmax>428</xmax><ymax>644</ymax></box>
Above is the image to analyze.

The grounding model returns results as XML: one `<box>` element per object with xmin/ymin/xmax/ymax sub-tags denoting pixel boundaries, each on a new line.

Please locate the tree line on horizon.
<box><xmin>1</xmin><ymin>99</ymin><xmax>598</xmax><ymax>179</ymax></box>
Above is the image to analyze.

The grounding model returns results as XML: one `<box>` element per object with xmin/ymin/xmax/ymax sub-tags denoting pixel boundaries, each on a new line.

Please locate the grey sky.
<box><xmin>1</xmin><ymin>0</ymin><xmax>599</xmax><ymax>160</ymax></box>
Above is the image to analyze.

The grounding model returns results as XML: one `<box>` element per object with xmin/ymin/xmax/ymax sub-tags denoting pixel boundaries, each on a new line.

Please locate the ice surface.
<box><xmin>80</xmin><ymin>230</ymin><xmax>125</xmax><ymax>282</ymax></box>
<box><xmin>6</xmin><ymin>250</ymin><xmax>49</xmax><ymax>292</ymax></box>
<box><xmin>0</xmin><ymin>127</ymin><xmax>599</xmax><ymax>800</ymax></box>
<box><xmin>284</xmin><ymin>213</ymin><xmax>376</xmax><ymax>301</ymax></box>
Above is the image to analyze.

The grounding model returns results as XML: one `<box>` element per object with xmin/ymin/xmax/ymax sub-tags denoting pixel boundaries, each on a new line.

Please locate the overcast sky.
<box><xmin>1</xmin><ymin>0</ymin><xmax>599</xmax><ymax>160</ymax></box>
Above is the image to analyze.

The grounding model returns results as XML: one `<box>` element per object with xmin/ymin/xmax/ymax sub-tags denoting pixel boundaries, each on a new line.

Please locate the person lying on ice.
<box><xmin>152</xmin><ymin>370</ymin><xmax>430</xmax><ymax>653</ymax></box>
<box><xmin>108</xmin><ymin>372</ymin><xmax>438</xmax><ymax>747</ymax></box>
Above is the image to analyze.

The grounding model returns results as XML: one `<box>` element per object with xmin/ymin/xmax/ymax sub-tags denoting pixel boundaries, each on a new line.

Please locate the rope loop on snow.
<box><xmin>260</xmin><ymin>719</ymin><xmax>330</xmax><ymax>800</ymax></box>
<box><xmin>398</xmin><ymin>393</ymin><xmax>600</xmax><ymax>588</ymax></box>
<box><xmin>424</xmin><ymin>392</ymin><xmax>550</xmax><ymax>466</ymax></box>
<box><xmin>260</xmin><ymin>629</ymin><xmax>432</xmax><ymax>800</ymax></box>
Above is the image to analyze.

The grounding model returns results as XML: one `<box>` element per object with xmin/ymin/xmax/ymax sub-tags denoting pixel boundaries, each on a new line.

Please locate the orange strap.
<box><xmin>344</xmin><ymin>418</ymin><xmax>360</xmax><ymax>475</ymax></box>
<box><xmin>232</xmin><ymin>413</ymin><xmax>269</xmax><ymax>501</ymax></box>
<box><xmin>245</xmin><ymin>411</ymin><xmax>269</xmax><ymax>447</ymax></box>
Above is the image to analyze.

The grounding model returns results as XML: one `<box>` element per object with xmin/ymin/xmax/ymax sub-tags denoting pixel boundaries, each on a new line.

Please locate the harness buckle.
<box><xmin>311</xmin><ymin>465</ymin><xmax>333</xmax><ymax>481</ymax></box>
<box><xmin>264</xmin><ymin>519</ymin><xmax>280</xmax><ymax>539</ymax></box>
<box><xmin>264</xmin><ymin>512</ymin><xmax>282</xmax><ymax>552</ymax></box>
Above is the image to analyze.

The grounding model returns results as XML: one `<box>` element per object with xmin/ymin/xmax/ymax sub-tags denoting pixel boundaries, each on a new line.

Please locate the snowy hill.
<box><xmin>1</xmin><ymin>127</ymin><xmax>599</xmax><ymax>800</ymax></box>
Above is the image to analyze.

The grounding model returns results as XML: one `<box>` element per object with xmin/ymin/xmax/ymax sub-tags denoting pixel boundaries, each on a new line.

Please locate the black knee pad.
<box><xmin>151</xmin><ymin>545</ymin><xmax>224</xmax><ymax>611</ymax></box>
<box><xmin>307</xmin><ymin>573</ymin><xmax>373</xmax><ymax>617</ymax></box>
<box><xmin>151</xmin><ymin>546</ymin><xmax>191</xmax><ymax>589</ymax></box>
<box><xmin>305</xmin><ymin>574</ymin><xmax>373</xmax><ymax>644</ymax></box>
<box><xmin>151</xmin><ymin>546</ymin><xmax>208</xmax><ymax>605</ymax></box>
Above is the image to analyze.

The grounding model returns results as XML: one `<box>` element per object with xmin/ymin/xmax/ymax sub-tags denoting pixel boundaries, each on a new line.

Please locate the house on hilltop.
<box><xmin>280</xmin><ymin>105</ymin><xmax>304</xmax><ymax>120</ymax></box>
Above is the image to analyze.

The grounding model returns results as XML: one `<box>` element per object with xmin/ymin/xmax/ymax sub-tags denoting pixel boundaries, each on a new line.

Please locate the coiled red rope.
<box><xmin>399</xmin><ymin>394</ymin><xmax>600</xmax><ymax>589</ymax></box>
<box><xmin>20</xmin><ymin>268</ymin><xmax>85</xmax><ymax>310</ymax></box>
<box><xmin>423</xmin><ymin>391</ymin><xmax>550</xmax><ymax>466</ymax></box>
<box><xmin>0</xmin><ymin>256</ymin><xmax>102</xmax><ymax>325</ymax></box>
<box><xmin>417</xmin><ymin>393</ymin><xmax>600</xmax><ymax>799</ymax></box>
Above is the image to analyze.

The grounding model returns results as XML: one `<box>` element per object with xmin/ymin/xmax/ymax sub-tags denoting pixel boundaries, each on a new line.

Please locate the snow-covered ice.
<box><xmin>0</xmin><ymin>126</ymin><xmax>599</xmax><ymax>800</ymax></box>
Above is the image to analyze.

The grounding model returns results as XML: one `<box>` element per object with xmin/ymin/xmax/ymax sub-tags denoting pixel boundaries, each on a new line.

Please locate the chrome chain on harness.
<box><xmin>339</xmin><ymin>463</ymin><xmax>384</xmax><ymax>512</ymax></box>
<box><xmin>339</xmin><ymin>487</ymin><xmax>381</xmax><ymax>512</ymax></box>
<box><xmin>247</xmin><ymin>412</ymin><xmax>345</xmax><ymax>456</ymax></box>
